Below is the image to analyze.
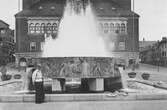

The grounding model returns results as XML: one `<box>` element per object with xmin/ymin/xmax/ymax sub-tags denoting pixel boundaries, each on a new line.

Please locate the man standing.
<box><xmin>0</xmin><ymin>64</ymin><xmax>7</xmax><ymax>81</ymax></box>
<box><xmin>32</xmin><ymin>64</ymin><xmax>45</xmax><ymax>104</ymax></box>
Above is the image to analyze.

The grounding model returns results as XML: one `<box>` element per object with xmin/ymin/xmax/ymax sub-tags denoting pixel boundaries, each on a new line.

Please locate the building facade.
<box><xmin>157</xmin><ymin>37</ymin><xmax>167</xmax><ymax>66</ymax></box>
<box><xmin>0</xmin><ymin>20</ymin><xmax>15</xmax><ymax>65</ymax></box>
<box><xmin>15</xmin><ymin>0</ymin><xmax>139</xmax><ymax>66</ymax></box>
<box><xmin>140</xmin><ymin>37</ymin><xmax>167</xmax><ymax>67</ymax></box>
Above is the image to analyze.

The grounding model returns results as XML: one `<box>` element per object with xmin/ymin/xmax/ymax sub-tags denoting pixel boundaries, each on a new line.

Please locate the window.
<box><xmin>104</xmin><ymin>23</ymin><xmax>109</xmax><ymax>34</ymax></box>
<box><xmin>46</xmin><ymin>23</ymin><xmax>52</xmax><ymax>34</ymax></box>
<box><xmin>115</xmin><ymin>23</ymin><xmax>120</xmax><ymax>33</ymax></box>
<box><xmin>0</xmin><ymin>29</ymin><xmax>6</xmax><ymax>34</ymax></box>
<box><xmin>35</xmin><ymin>23</ymin><xmax>40</xmax><ymax>34</ymax></box>
<box><xmin>29</xmin><ymin>23</ymin><xmax>35</xmax><ymax>34</ymax></box>
<box><xmin>121</xmin><ymin>23</ymin><xmax>126</xmax><ymax>33</ymax></box>
<box><xmin>40</xmin><ymin>42</ymin><xmax>45</xmax><ymax>51</ymax></box>
<box><xmin>41</xmin><ymin>23</ymin><xmax>45</xmax><ymax>33</ymax></box>
<box><xmin>119</xmin><ymin>42</ymin><xmax>125</xmax><ymax>50</ymax></box>
<box><xmin>38</xmin><ymin>6</ymin><xmax>43</xmax><ymax>10</ymax></box>
<box><xmin>52</xmin><ymin>23</ymin><xmax>58</xmax><ymax>33</ymax></box>
<box><xmin>110</xmin><ymin>23</ymin><xmax>114</xmax><ymax>32</ymax></box>
<box><xmin>30</xmin><ymin>42</ymin><xmax>36</xmax><ymax>51</ymax></box>
<box><xmin>162</xmin><ymin>51</ymin><xmax>165</xmax><ymax>57</ymax></box>
<box><xmin>51</xmin><ymin>6</ymin><xmax>56</xmax><ymax>10</ymax></box>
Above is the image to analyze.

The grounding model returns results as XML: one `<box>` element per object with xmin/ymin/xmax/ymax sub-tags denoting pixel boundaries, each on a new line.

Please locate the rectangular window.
<box><xmin>40</xmin><ymin>42</ymin><xmax>45</xmax><ymax>51</ymax></box>
<box><xmin>119</xmin><ymin>42</ymin><xmax>125</xmax><ymax>50</ymax></box>
<box><xmin>30</xmin><ymin>42</ymin><xmax>36</xmax><ymax>51</ymax></box>
<box><xmin>0</xmin><ymin>29</ymin><xmax>6</xmax><ymax>34</ymax></box>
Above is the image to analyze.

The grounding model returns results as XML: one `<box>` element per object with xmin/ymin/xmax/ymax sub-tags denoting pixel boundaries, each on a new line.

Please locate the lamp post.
<box><xmin>157</xmin><ymin>57</ymin><xmax>160</xmax><ymax>72</ymax></box>
<box><xmin>0</xmin><ymin>41</ymin><xmax>3</xmax><ymax>65</ymax></box>
<box><xmin>157</xmin><ymin>47</ymin><xmax>160</xmax><ymax>72</ymax></box>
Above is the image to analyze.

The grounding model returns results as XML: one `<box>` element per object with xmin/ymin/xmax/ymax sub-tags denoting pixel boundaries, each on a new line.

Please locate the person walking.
<box><xmin>32</xmin><ymin>64</ymin><xmax>45</xmax><ymax>104</ymax></box>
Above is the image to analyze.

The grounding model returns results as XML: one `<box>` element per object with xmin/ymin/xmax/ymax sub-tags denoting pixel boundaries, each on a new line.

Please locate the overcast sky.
<box><xmin>0</xmin><ymin>0</ymin><xmax>167</xmax><ymax>41</ymax></box>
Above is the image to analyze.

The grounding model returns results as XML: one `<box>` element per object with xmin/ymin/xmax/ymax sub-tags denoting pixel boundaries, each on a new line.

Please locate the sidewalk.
<box><xmin>1</xmin><ymin>93</ymin><xmax>167</xmax><ymax>103</ymax></box>
<box><xmin>1</xmin><ymin>100</ymin><xmax>167</xmax><ymax>110</ymax></box>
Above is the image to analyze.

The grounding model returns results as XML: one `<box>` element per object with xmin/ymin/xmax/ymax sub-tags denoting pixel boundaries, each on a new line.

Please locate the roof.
<box><xmin>139</xmin><ymin>41</ymin><xmax>157</xmax><ymax>52</ymax></box>
<box><xmin>0</xmin><ymin>20</ymin><xmax>9</xmax><ymax>28</ymax></box>
<box><xmin>15</xmin><ymin>0</ymin><xmax>139</xmax><ymax>18</ymax></box>
<box><xmin>15</xmin><ymin>0</ymin><xmax>64</xmax><ymax>17</ymax></box>
<box><xmin>139</xmin><ymin>41</ymin><xmax>157</xmax><ymax>48</ymax></box>
<box><xmin>93</xmin><ymin>1</ymin><xmax>139</xmax><ymax>17</ymax></box>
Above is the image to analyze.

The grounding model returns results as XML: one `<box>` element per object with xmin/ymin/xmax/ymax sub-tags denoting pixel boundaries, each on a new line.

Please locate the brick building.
<box><xmin>15</xmin><ymin>0</ymin><xmax>139</xmax><ymax>66</ymax></box>
<box><xmin>0</xmin><ymin>20</ymin><xmax>15</xmax><ymax>65</ymax></box>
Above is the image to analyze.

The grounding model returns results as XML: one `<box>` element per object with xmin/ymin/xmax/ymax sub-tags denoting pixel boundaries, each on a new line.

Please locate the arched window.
<box><xmin>115</xmin><ymin>23</ymin><xmax>120</xmax><ymax>33</ymax></box>
<box><xmin>35</xmin><ymin>23</ymin><xmax>40</xmax><ymax>34</ymax></box>
<box><xmin>29</xmin><ymin>23</ymin><xmax>35</xmax><ymax>34</ymax></box>
<box><xmin>110</xmin><ymin>23</ymin><xmax>114</xmax><ymax>32</ymax></box>
<box><xmin>40</xmin><ymin>42</ymin><xmax>45</xmax><ymax>51</ymax></box>
<box><xmin>46</xmin><ymin>23</ymin><xmax>52</xmax><ymax>34</ymax></box>
<box><xmin>104</xmin><ymin>23</ymin><xmax>109</xmax><ymax>34</ymax></box>
<box><xmin>52</xmin><ymin>23</ymin><xmax>58</xmax><ymax>33</ymax></box>
<box><xmin>41</xmin><ymin>23</ymin><xmax>45</xmax><ymax>33</ymax></box>
<box><xmin>121</xmin><ymin>23</ymin><xmax>126</xmax><ymax>33</ymax></box>
<box><xmin>99</xmin><ymin>23</ymin><xmax>103</xmax><ymax>32</ymax></box>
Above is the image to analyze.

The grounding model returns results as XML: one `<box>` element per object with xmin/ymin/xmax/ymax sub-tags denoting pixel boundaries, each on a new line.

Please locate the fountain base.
<box><xmin>27</xmin><ymin>57</ymin><xmax>122</xmax><ymax>92</ymax></box>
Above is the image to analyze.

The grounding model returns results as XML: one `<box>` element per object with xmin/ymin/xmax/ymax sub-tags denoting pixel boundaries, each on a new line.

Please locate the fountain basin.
<box><xmin>29</xmin><ymin>57</ymin><xmax>119</xmax><ymax>79</ymax></box>
<box><xmin>27</xmin><ymin>57</ymin><xmax>122</xmax><ymax>92</ymax></box>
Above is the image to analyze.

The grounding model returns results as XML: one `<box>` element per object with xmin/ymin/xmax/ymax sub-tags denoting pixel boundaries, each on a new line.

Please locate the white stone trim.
<box><xmin>27</xmin><ymin>17</ymin><xmax>60</xmax><ymax>20</ymax></box>
<box><xmin>97</xmin><ymin>17</ymin><xmax>128</xmax><ymax>21</ymax></box>
<box><xmin>15</xmin><ymin>52</ymin><xmax>42</xmax><ymax>58</ymax></box>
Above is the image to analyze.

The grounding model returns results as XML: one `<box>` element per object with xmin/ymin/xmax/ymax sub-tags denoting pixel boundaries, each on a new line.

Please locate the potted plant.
<box><xmin>142</xmin><ymin>73</ymin><xmax>150</xmax><ymax>80</ymax></box>
<box><xmin>14</xmin><ymin>74</ymin><xmax>22</xmax><ymax>79</ymax></box>
<box><xmin>128</xmin><ymin>72</ymin><xmax>137</xmax><ymax>78</ymax></box>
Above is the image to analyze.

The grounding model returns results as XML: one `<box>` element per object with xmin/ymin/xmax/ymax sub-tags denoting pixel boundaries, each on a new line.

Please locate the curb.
<box><xmin>1</xmin><ymin>93</ymin><xmax>167</xmax><ymax>103</ymax></box>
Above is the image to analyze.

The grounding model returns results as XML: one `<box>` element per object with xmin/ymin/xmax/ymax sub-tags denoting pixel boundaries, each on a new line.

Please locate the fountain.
<box><xmin>15</xmin><ymin>0</ymin><xmax>167</xmax><ymax>94</ymax></box>
<box><xmin>37</xmin><ymin>0</ymin><xmax>121</xmax><ymax>92</ymax></box>
<box><xmin>42</xmin><ymin>0</ymin><xmax>110</xmax><ymax>57</ymax></box>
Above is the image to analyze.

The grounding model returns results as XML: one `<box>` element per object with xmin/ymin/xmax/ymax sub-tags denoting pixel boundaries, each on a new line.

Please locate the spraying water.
<box><xmin>42</xmin><ymin>0</ymin><xmax>110</xmax><ymax>57</ymax></box>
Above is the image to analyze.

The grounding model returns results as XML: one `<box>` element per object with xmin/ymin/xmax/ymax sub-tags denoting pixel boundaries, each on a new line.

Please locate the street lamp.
<box><xmin>157</xmin><ymin>57</ymin><xmax>160</xmax><ymax>72</ymax></box>
<box><xmin>157</xmin><ymin>47</ymin><xmax>161</xmax><ymax>72</ymax></box>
